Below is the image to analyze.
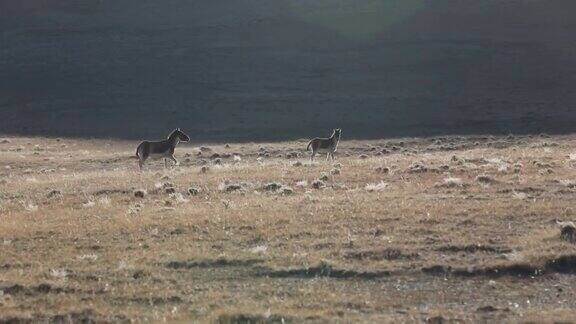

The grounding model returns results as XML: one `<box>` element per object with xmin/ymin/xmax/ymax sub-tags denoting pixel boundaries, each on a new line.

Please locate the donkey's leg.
<box><xmin>169</xmin><ymin>155</ymin><xmax>179</xmax><ymax>166</ymax></box>
<box><xmin>311</xmin><ymin>150</ymin><xmax>316</xmax><ymax>162</ymax></box>
<box><xmin>164</xmin><ymin>158</ymin><xmax>168</xmax><ymax>168</ymax></box>
<box><xmin>138</xmin><ymin>158</ymin><xmax>144</xmax><ymax>171</ymax></box>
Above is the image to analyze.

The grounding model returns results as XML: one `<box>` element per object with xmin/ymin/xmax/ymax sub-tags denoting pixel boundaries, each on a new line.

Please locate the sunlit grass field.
<box><xmin>1</xmin><ymin>134</ymin><xmax>576</xmax><ymax>322</ymax></box>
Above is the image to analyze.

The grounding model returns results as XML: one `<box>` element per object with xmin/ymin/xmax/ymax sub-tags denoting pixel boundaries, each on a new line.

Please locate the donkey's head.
<box><xmin>170</xmin><ymin>128</ymin><xmax>190</xmax><ymax>142</ymax></box>
<box><xmin>333</xmin><ymin>128</ymin><xmax>342</xmax><ymax>138</ymax></box>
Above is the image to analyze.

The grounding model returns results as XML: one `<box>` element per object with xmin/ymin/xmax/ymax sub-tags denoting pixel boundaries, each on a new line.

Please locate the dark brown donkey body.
<box><xmin>136</xmin><ymin>128</ymin><xmax>190</xmax><ymax>169</ymax></box>
<box><xmin>307</xmin><ymin>128</ymin><xmax>342</xmax><ymax>161</ymax></box>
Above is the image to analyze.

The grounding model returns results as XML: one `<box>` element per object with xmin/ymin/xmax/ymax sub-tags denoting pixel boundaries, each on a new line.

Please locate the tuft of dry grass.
<box><xmin>311</xmin><ymin>179</ymin><xmax>326</xmax><ymax>189</ymax></box>
<box><xmin>436</xmin><ymin>177</ymin><xmax>465</xmax><ymax>188</ymax></box>
<box><xmin>365</xmin><ymin>181</ymin><xmax>388</xmax><ymax>192</ymax></box>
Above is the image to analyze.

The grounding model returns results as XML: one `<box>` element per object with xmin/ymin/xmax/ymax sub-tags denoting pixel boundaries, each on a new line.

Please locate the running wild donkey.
<box><xmin>307</xmin><ymin>128</ymin><xmax>342</xmax><ymax>161</ymax></box>
<box><xmin>136</xmin><ymin>128</ymin><xmax>190</xmax><ymax>169</ymax></box>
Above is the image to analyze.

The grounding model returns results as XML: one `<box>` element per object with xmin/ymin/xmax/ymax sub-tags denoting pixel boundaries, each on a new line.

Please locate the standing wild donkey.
<box><xmin>136</xmin><ymin>128</ymin><xmax>190</xmax><ymax>170</ymax></box>
<box><xmin>307</xmin><ymin>128</ymin><xmax>342</xmax><ymax>161</ymax></box>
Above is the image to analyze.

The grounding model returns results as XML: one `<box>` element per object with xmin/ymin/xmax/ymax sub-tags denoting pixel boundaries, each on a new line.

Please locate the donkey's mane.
<box><xmin>167</xmin><ymin>128</ymin><xmax>180</xmax><ymax>140</ymax></box>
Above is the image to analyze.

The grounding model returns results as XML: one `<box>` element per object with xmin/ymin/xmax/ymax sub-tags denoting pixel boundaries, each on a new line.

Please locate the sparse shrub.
<box><xmin>279</xmin><ymin>186</ymin><xmax>294</xmax><ymax>195</ymax></box>
<box><xmin>319</xmin><ymin>173</ymin><xmax>329</xmax><ymax>181</ymax></box>
<box><xmin>161</xmin><ymin>175</ymin><xmax>171</xmax><ymax>181</ymax></box>
<box><xmin>201</xmin><ymin>166</ymin><xmax>210</xmax><ymax>173</ymax></box>
<box><xmin>359</xmin><ymin>154</ymin><xmax>369</xmax><ymax>159</ymax></box>
<box><xmin>211</xmin><ymin>153</ymin><xmax>221</xmax><ymax>159</ymax></box>
<box><xmin>164</xmin><ymin>187</ymin><xmax>176</xmax><ymax>194</ymax></box>
<box><xmin>375</xmin><ymin>166</ymin><xmax>390</xmax><ymax>174</ymax></box>
<box><xmin>330</xmin><ymin>168</ymin><xmax>340</xmax><ymax>175</ymax></box>
<box><xmin>532</xmin><ymin>160</ymin><xmax>552</xmax><ymax>168</ymax></box>
<box><xmin>225</xmin><ymin>144</ymin><xmax>231</xmax><ymax>149</ymax></box>
<box><xmin>134</xmin><ymin>189</ymin><xmax>147</xmax><ymax>198</ymax></box>
<box><xmin>199</xmin><ymin>146</ymin><xmax>212</xmax><ymax>152</ymax></box>
<box><xmin>46</xmin><ymin>189</ymin><xmax>62</xmax><ymax>199</ymax></box>
<box><xmin>312</xmin><ymin>179</ymin><xmax>326</xmax><ymax>189</ymax></box>
<box><xmin>286</xmin><ymin>151</ymin><xmax>300</xmax><ymax>159</ymax></box>
<box><xmin>365</xmin><ymin>181</ymin><xmax>388</xmax><ymax>192</ymax></box>
<box><xmin>475</xmin><ymin>175</ymin><xmax>497</xmax><ymax>184</ymax></box>
<box><xmin>439</xmin><ymin>165</ymin><xmax>450</xmax><ymax>171</ymax></box>
<box><xmin>559</xmin><ymin>221</ymin><xmax>576</xmax><ymax>243</ymax></box>
<box><xmin>233</xmin><ymin>155</ymin><xmax>242</xmax><ymax>162</ymax></box>
<box><xmin>220</xmin><ymin>183</ymin><xmax>244</xmax><ymax>193</ymax></box>
<box><xmin>292</xmin><ymin>161</ymin><xmax>303</xmax><ymax>167</ymax></box>
<box><xmin>408</xmin><ymin>162</ymin><xmax>427</xmax><ymax>173</ymax></box>
<box><xmin>0</xmin><ymin>139</ymin><xmax>10</xmax><ymax>144</ymax></box>
<box><xmin>161</xmin><ymin>182</ymin><xmax>174</xmax><ymax>189</ymax></box>
<box><xmin>263</xmin><ymin>182</ymin><xmax>283</xmax><ymax>192</ymax></box>
<box><xmin>213</xmin><ymin>158</ymin><xmax>222</xmax><ymax>165</ymax></box>
<box><xmin>188</xmin><ymin>187</ymin><xmax>201</xmax><ymax>196</ymax></box>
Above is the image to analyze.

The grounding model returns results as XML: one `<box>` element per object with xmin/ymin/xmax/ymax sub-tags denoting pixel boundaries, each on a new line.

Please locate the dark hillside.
<box><xmin>2</xmin><ymin>0</ymin><xmax>576</xmax><ymax>141</ymax></box>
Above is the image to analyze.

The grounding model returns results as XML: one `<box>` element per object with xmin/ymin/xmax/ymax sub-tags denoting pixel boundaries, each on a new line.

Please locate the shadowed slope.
<box><xmin>2</xmin><ymin>0</ymin><xmax>576</xmax><ymax>140</ymax></box>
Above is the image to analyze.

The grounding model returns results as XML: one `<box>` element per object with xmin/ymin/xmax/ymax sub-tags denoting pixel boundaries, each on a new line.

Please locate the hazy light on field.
<box><xmin>287</xmin><ymin>0</ymin><xmax>425</xmax><ymax>41</ymax></box>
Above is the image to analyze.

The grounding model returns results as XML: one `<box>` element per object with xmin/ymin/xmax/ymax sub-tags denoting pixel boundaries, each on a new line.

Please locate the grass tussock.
<box><xmin>365</xmin><ymin>181</ymin><xmax>388</xmax><ymax>192</ymax></box>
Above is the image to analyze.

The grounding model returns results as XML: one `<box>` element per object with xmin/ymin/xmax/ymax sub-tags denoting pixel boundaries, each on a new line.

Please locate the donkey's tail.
<box><xmin>133</xmin><ymin>142</ymin><xmax>143</xmax><ymax>159</ymax></box>
<box><xmin>306</xmin><ymin>140</ymin><xmax>313</xmax><ymax>151</ymax></box>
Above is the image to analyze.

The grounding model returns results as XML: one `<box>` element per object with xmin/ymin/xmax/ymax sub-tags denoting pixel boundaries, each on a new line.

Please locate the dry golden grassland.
<box><xmin>1</xmin><ymin>134</ymin><xmax>576</xmax><ymax>322</ymax></box>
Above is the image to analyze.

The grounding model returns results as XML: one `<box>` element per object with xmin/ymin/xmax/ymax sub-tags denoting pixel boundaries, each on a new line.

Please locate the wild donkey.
<box><xmin>136</xmin><ymin>128</ymin><xmax>190</xmax><ymax>170</ymax></box>
<box><xmin>307</xmin><ymin>128</ymin><xmax>342</xmax><ymax>161</ymax></box>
